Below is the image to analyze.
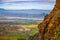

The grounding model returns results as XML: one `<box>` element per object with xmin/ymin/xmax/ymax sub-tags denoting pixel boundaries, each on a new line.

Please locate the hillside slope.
<box><xmin>38</xmin><ymin>0</ymin><xmax>60</xmax><ymax>40</ymax></box>
<box><xmin>32</xmin><ymin>0</ymin><xmax>60</xmax><ymax>40</ymax></box>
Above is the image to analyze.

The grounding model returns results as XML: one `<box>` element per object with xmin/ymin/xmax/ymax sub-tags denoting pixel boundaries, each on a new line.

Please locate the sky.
<box><xmin>0</xmin><ymin>0</ymin><xmax>55</xmax><ymax>2</ymax></box>
<box><xmin>0</xmin><ymin>0</ymin><xmax>56</xmax><ymax>10</ymax></box>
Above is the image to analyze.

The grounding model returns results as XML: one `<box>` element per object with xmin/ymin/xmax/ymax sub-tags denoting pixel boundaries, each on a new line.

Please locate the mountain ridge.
<box><xmin>0</xmin><ymin>9</ymin><xmax>50</xmax><ymax>19</ymax></box>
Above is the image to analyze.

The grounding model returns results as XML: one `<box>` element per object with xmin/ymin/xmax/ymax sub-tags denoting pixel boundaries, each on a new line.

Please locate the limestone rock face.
<box><xmin>37</xmin><ymin>0</ymin><xmax>60</xmax><ymax>40</ymax></box>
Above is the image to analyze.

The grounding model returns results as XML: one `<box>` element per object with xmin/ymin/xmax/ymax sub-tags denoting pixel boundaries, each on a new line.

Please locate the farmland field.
<box><xmin>0</xmin><ymin>24</ymin><xmax>39</xmax><ymax>40</ymax></box>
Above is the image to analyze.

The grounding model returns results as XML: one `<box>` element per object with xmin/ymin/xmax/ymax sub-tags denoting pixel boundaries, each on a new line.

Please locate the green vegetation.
<box><xmin>0</xmin><ymin>20</ymin><xmax>41</xmax><ymax>25</ymax></box>
<box><xmin>0</xmin><ymin>24</ymin><xmax>38</xmax><ymax>40</ymax></box>
<box><xmin>51</xmin><ymin>29</ymin><xmax>60</xmax><ymax>40</ymax></box>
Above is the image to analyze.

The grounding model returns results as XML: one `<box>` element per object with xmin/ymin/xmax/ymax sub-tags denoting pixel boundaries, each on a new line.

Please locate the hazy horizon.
<box><xmin>0</xmin><ymin>0</ymin><xmax>56</xmax><ymax>20</ymax></box>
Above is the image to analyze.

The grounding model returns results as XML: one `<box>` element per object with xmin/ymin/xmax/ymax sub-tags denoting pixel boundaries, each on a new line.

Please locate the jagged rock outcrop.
<box><xmin>37</xmin><ymin>0</ymin><xmax>60</xmax><ymax>40</ymax></box>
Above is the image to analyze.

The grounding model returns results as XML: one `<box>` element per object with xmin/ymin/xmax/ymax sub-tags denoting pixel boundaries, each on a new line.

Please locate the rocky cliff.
<box><xmin>34</xmin><ymin>0</ymin><xmax>60</xmax><ymax>40</ymax></box>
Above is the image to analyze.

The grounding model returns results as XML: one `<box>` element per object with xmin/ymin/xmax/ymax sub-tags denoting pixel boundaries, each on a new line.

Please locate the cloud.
<box><xmin>0</xmin><ymin>2</ymin><xmax>55</xmax><ymax>10</ymax></box>
<box><xmin>0</xmin><ymin>0</ymin><xmax>56</xmax><ymax>10</ymax></box>
<box><xmin>1</xmin><ymin>0</ymin><xmax>56</xmax><ymax>3</ymax></box>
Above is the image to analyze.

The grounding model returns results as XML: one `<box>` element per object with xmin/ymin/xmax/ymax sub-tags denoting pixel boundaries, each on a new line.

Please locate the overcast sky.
<box><xmin>0</xmin><ymin>0</ymin><xmax>56</xmax><ymax>10</ymax></box>
<box><xmin>0</xmin><ymin>0</ymin><xmax>55</xmax><ymax>2</ymax></box>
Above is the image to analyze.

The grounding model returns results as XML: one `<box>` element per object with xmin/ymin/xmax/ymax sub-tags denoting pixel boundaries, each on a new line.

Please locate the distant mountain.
<box><xmin>0</xmin><ymin>8</ymin><xmax>5</xmax><ymax>10</ymax></box>
<box><xmin>0</xmin><ymin>8</ymin><xmax>50</xmax><ymax>20</ymax></box>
